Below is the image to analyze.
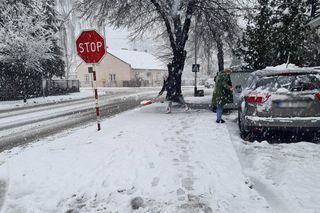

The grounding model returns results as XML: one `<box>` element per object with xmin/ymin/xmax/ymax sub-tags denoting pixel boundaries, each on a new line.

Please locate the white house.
<box><xmin>76</xmin><ymin>49</ymin><xmax>167</xmax><ymax>87</ymax></box>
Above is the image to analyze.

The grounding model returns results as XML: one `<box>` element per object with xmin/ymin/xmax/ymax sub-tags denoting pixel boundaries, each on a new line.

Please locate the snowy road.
<box><xmin>0</xmin><ymin>87</ymin><xmax>197</xmax><ymax>151</ymax></box>
<box><xmin>0</xmin><ymin>88</ymin><xmax>163</xmax><ymax>150</ymax></box>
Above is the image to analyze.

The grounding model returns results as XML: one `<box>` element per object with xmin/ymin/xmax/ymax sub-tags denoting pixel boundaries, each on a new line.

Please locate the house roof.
<box><xmin>108</xmin><ymin>49</ymin><xmax>166</xmax><ymax>70</ymax></box>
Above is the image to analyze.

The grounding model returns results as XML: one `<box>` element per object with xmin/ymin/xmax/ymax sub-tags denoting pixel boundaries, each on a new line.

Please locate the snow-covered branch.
<box><xmin>0</xmin><ymin>2</ymin><xmax>55</xmax><ymax>73</ymax></box>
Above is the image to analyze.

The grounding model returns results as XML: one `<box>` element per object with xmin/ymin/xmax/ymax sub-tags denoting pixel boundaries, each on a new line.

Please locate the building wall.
<box><xmin>133</xmin><ymin>69</ymin><xmax>166</xmax><ymax>87</ymax></box>
<box><xmin>76</xmin><ymin>54</ymin><xmax>132</xmax><ymax>87</ymax></box>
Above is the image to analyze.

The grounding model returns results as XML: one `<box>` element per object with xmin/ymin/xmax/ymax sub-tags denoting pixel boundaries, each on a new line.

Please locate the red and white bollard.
<box><xmin>92</xmin><ymin>65</ymin><xmax>101</xmax><ymax>131</ymax></box>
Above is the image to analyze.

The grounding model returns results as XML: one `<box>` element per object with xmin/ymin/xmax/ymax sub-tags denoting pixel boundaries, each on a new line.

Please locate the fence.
<box><xmin>79</xmin><ymin>80</ymin><xmax>150</xmax><ymax>87</ymax></box>
<box><xmin>46</xmin><ymin>79</ymin><xmax>80</xmax><ymax>96</ymax></box>
<box><xmin>123</xmin><ymin>80</ymin><xmax>149</xmax><ymax>87</ymax></box>
<box><xmin>0</xmin><ymin>79</ymin><xmax>80</xmax><ymax>101</ymax></box>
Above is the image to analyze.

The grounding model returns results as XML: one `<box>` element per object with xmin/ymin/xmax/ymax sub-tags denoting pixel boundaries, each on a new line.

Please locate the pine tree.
<box><xmin>237</xmin><ymin>0</ymin><xmax>275</xmax><ymax>70</ymax></box>
<box><xmin>41</xmin><ymin>0</ymin><xmax>65</xmax><ymax>79</ymax></box>
<box><xmin>271</xmin><ymin>0</ymin><xmax>309</xmax><ymax>66</ymax></box>
<box><xmin>297</xmin><ymin>27</ymin><xmax>320</xmax><ymax>66</ymax></box>
<box><xmin>237</xmin><ymin>0</ymin><xmax>320</xmax><ymax>69</ymax></box>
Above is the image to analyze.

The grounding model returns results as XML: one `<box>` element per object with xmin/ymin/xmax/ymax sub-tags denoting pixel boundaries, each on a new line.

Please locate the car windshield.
<box><xmin>254</xmin><ymin>73</ymin><xmax>320</xmax><ymax>91</ymax></box>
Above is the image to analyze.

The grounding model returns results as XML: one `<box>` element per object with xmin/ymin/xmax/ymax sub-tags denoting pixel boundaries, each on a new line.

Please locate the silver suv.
<box><xmin>238</xmin><ymin>68</ymin><xmax>320</xmax><ymax>139</ymax></box>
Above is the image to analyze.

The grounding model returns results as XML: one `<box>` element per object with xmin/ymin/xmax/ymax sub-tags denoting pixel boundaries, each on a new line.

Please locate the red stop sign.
<box><xmin>76</xmin><ymin>30</ymin><xmax>106</xmax><ymax>64</ymax></box>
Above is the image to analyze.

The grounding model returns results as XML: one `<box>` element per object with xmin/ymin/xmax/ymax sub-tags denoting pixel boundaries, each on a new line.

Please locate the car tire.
<box><xmin>239</xmin><ymin>125</ymin><xmax>249</xmax><ymax>140</ymax></box>
<box><xmin>238</xmin><ymin>110</ymin><xmax>252</xmax><ymax>141</ymax></box>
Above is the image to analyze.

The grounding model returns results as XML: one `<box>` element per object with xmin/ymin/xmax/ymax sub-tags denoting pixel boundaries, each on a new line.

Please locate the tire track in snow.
<box><xmin>0</xmin><ymin>180</ymin><xmax>7</xmax><ymax>211</ymax></box>
<box><xmin>247</xmin><ymin>173</ymin><xmax>296</xmax><ymax>213</ymax></box>
<box><xmin>225</xmin><ymin>112</ymin><xmax>300</xmax><ymax>213</ymax></box>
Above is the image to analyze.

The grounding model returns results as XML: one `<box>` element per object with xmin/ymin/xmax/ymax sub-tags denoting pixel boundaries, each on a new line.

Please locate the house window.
<box><xmin>109</xmin><ymin>74</ymin><xmax>116</xmax><ymax>81</ymax></box>
<box><xmin>147</xmin><ymin>72</ymin><xmax>151</xmax><ymax>77</ymax></box>
<box><xmin>84</xmin><ymin>74</ymin><xmax>89</xmax><ymax>83</ymax></box>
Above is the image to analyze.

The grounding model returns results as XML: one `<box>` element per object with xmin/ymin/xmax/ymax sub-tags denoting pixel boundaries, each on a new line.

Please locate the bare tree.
<box><xmin>77</xmin><ymin>0</ymin><xmax>242</xmax><ymax>98</ymax></box>
<box><xmin>193</xmin><ymin>5</ymin><xmax>240</xmax><ymax>73</ymax></box>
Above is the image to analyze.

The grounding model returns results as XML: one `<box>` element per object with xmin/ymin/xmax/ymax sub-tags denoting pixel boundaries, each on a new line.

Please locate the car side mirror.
<box><xmin>235</xmin><ymin>85</ymin><xmax>242</xmax><ymax>93</ymax></box>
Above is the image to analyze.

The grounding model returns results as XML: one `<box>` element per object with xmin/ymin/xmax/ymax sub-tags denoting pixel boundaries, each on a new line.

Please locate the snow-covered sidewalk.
<box><xmin>0</xmin><ymin>103</ymin><xmax>270</xmax><ymax>213</ymax></box>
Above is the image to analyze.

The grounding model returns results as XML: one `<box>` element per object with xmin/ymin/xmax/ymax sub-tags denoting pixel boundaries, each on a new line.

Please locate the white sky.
<box><xmin>104</xmin><ymin>26</ymin><xmax>155</xmax><ymax>53</ymax></box>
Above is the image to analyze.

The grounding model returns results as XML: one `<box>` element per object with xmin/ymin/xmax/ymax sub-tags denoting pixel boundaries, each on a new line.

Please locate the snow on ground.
<box><xmin>0</xmin><ymin>96</ymin><xmax>319</xmax><ymax>212</ymax></box>
<box><xmin>226</xmin><ymin>112</ymin><xmax>320</xmax><ymax>213</ymax></box>
<box><xmin>185</xmin><ymin>95</ymin><xmax>212</xmax><ymax>104</ymax></box>
<box><xmin>0</xmin><ymin>87</ymin><xmax>161</xmax><ymax>111</ymax></box>
<box><xmin>0</xmin><ymin>103</ymin><xmax>271</xmax><ymax>213</ymax></box>
<box><xmin>0</xmin><ymin>89</ymin><xmax>94</xmax><ymax>111</ymax></box>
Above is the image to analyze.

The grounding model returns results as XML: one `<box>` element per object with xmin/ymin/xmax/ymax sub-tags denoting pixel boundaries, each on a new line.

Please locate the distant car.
<box><xmin>238</xmin><ymin>68</ymin><xmax>320</xmax><ymax>139</ymax></box>
<box><xmin>204</xmin><ymin>78</ymin><xmax>215</xmax><ymax>88</ymax></box>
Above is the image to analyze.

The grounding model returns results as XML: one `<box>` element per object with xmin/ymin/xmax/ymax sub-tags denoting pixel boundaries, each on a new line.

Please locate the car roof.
<box><xmin>252</xmin><ymin>67</ymin><xmax>320</xmax><ymax>77</ymax></box>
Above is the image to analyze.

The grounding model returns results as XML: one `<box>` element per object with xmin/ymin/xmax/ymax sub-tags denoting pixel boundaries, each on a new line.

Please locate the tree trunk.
<box><xmin>216</xmin><ymin>36</ymin><xmax>224</xmax><ymax>72</ymax></box>
<box><xmin>167</xmin><ymin>49</ymin><xmax>187</xmax><ymax>98</ymax></box>
<box><xmin>150</xmin><ymin>0</ymin><xmax>196</xmax><ymax>98</ymax></box>
<box><xmin>207</xmin><ymin>44</ymin><xmax>211</xmax><ymax>76</ymax></box>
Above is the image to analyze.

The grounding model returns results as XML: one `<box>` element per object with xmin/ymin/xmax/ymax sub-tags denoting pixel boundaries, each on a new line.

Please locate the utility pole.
<box><xmin>207</xmin><ymin>45</ymin><xmax>211</xmax><ymax>76</ymax></box>
<box><xmin>194</xmin><ymin>17</ymin><xmax>198</xmax><ymax>96</ymax></box>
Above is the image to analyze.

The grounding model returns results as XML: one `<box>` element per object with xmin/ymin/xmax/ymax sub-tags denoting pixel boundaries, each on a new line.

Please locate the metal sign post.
<box><xmin>76</xmin><ymin>29</ymin><xmax>106</xmax><ymax>131</ymax></box>
<box><xmin>192</xmin><ymin>64</ymin><xmax>200</xmax><ymax>96</ymax></box>
<box><xmin>92</xmin><ymin>65</ymin><xmax>101</xmax><ymax>131</ymax></box>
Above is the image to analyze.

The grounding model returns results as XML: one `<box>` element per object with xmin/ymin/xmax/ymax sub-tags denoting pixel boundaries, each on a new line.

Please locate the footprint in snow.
<box><xmin>151</xmin><ymin>177</ymin><xmax>160</xmax><ymax>187</ymax></box>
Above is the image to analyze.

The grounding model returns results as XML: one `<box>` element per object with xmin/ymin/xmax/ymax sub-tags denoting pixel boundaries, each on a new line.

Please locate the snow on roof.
<box><xmin>265</xmin><ymin>63</ymin><xmax>300</xmax><ymax>71</ymax></box>
<box><xmin>253</xmin><ymin>64</ymin><xmax>320</xmax><ymax>77</ymax></box>
<box><xmin>108</xmin><ymin>49</ymin><xmax>166</xmax><ymax>70</ymax></box>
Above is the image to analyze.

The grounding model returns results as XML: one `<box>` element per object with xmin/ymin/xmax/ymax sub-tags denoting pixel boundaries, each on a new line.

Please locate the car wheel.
<box><xmin>239</xmin><ymin>125</ymin><xmax>249</xmax><ymax>140</ymax></box>
<box><xmin>238</xmin><ymin>110</ymin><xmax>252</xmax><ymax>141</ymax></box>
